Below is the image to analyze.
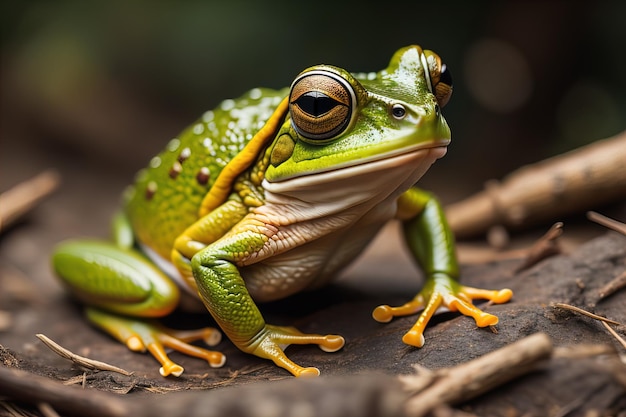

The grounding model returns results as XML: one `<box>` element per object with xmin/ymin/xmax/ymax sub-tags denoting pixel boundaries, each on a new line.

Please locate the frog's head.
<box><xmin>264</xmin><ymin>45</ymin><xmax>452</xmax><ymax>187</ymax></box>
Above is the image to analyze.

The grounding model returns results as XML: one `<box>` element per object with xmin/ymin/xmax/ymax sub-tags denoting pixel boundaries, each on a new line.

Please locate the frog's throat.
<box><xmin>267</xmin><ymin>137</ymin><xmax>450</xmax><ymax>184</ymax></box>
<box><xmin>261</xmin><ymin>144</ymin><xmax>447</xmax><ymax>217</ymax></box>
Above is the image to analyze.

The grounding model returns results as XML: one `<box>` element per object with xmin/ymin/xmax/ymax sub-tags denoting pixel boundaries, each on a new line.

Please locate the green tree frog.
<box><xmin>52</xmin><ymin>45</ymin><xmax>513</xmax><ymax>378</ymax></box>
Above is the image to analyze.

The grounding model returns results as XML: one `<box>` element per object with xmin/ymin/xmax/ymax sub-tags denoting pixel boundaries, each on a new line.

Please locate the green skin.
<box><xmin>52</xmin><ymin>45</ymin><xmax>512</xmax><ymax>378</ymax></box>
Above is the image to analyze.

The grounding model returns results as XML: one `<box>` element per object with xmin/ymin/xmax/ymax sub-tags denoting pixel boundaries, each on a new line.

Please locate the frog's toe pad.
<box><xmin>473</xmin><ymin>311</ymin><xmax>499</xmax><ymax>327</ymax></box>
<box><xmin>203</xmin><ymin>328</ymin><xmax>222</xmax><ymax>346</ymax></box>
<box><xmin>318</xmin><ymin>335</ymin><xmax>345</xmax><ymax>352</ymax></box>
<box><xmin>208</xmin><ymin>352</ymin><xmax>227</xmax><ymax>368</ymax></box>
<box><xmin>248</xmin><ymin>325</ymin><xmax>344</xmax><ymax>377</ymax></box>
<box><xmin>402</xmin><ymin>330</ymin><xmax>425</xmax><ymax>348</ymax></box>
<box><xmin>297</xmin><ymin>367</ymin><xmax>321</xmax><ymax>377</ymax></box>
<box><xmin>126</xmin><ymin>336</ymin><xmax>146</xmax><ymax>352</ymax></box>
<box><xmin>494</xmin><ymin>288</ymin><xmax>514</xmax><ymax>304</ymax></box>
<box><xmin>372</xmin><ymin>305</ymin><xmax>394</xmax><ymax>323</ymax></box>
<box><xmin>160</xmin><ymin>364</ymin><xmax>184</xmax><ymax>378</ymax></box>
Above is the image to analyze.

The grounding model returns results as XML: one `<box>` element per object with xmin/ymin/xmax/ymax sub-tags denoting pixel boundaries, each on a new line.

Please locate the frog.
<box><xmin>51</xmin><ymin>45</ymin><xmax>513</xmax><ymax>378</ymax></box>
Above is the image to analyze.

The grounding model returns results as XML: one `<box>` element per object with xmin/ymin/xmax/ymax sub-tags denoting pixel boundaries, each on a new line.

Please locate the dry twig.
<box><xmin>457</xmin><ymin>222</ymin><xmax>563</xmax><ymax>266</ymax></box>
<box><xmin>38</xmin><ymin>403</ymin><xmax>61</xmax><ymax>417</ymax></box>
<box><xmin>553</xmin><ymin>303</ymin><xmax>621</xmax><ymax>326</ymax></box>
<box><xmin>0</xmin><ymin>401</ymin><xmax>29</xmax><ymax>417</ymax></box>
<box><xmin>554</xmin><ymin>303</ymin><xmax>626</xmax><ymax>351</ymax></box>
<box><xmin>446</xmin><ymin>131</ymin><xmax>626</xmax><ymax>238</ymax></box>
<box><xmin>602</xmin><ymin>321</ymin><xmax>626</xmax><ymax>350</ymax></box>
<box><xmin>553</xmin><ymin>344</ymin><xmax>616</xmax><ymax>359</ymax></box>
<box><xmin>514</xmin><ymin>222</ymin><xmax>563</xmax><ymax>272</ymax></box>
<box><xmin>0</xmin><ymin>170</ymin><xmax>60</xmax><ymax>233</ymax></box>
<box><xmin>587</xmin><ymin>211</ymin><xmax>626</xmax><ymax>235</ymax></box>
<box><xmin>401</xmin><ymin>332</ymin><xmax>553</xmax><ymax>417</ymax></box>
<box><xmin>597</xmin><ymin>270</ymin><xmax>626</xmax><ymax>301</ymax></box>
<box><xmin>36</xmin><ymin>334</ymin><xmax>132</xmax><ymax>376</ymax></box>
<box><xmin>0</xmin><ymin>311</ymin><xmax>12</xmax><ymax>332</ymax></box>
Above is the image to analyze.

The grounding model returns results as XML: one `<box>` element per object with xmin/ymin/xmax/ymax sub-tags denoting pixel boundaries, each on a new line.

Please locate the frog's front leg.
<box><xmin>52</xmin><ymin>240</ymin><xmax>225</xmax><ymax>377</ymax></box>
<box><xmin>182</xmin><ymin>213</ymin><xmax>345</xmax><ymax>377</ymax></box>
<box><xmin>373</xmin><ymin>188</ymin><xmax>513</xmax><ymax>347</ymax></box>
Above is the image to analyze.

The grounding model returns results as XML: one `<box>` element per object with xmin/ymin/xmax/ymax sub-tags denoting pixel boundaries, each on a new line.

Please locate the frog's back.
<box><xmin>124</xmin><ymin>88</ymin><xmax>288</xmax><ymax>259</ymax></box>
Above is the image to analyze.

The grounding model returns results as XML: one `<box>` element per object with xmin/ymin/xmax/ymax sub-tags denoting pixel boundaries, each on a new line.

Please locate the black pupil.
<box><xmin>295</xmin><ymin>92</ymin><xmax>340</xmax><ymax>117</ymax></box>
<box><xmin>439</xmin><ymin>64</ymin><xmax>453</xmax><ymax>87</ymax></box>
<box><xmin>393</xmin><ymin>106</ymin><xmax>405</xmax><ymax>118</ymax></box>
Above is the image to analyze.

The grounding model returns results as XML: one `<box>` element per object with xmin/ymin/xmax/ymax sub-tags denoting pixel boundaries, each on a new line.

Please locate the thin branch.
<box><xmin>36</xmin><ymin>334</ymin><xmax>133</xmax><ymax>376</ymax></box>
<box><xmin>0</xmin><ymin>367</ymin><xmax>130</xmax><ymax>417</ymax></box>
<box><xmin>457</xmin><ymin>222</ymin><xmax>563</xmax><ymax>266</ymax></box>
<box><xmin>446</xmin><ymin>132</ymin><xmax>626</xmax><ymax>238</ymax></box>
<box><xmin>597</xmin><ymin>270</ymin><xmax>626</xmax><ymax>301</ymax></box>
<box><xmin>0</xmin><ymin>171</ymin><xmax>60</xmax><ymax>233</ymax></box>
<box><xmin>602</xmin><ymin>321</ymin><xmax>626</xmax><ymax>350</ymax></box>
<box><xmin>38</xmin><ymin>403</ymin><xmax>62</xmax><ymax>417</ymax></box>
<box><xmin>515</xmin><ymin>222</ymin><xmax>563</xmax><ymax>273</ymax></box>
<box><xmin>553</xmin><ymin>344</ymin><xmax>616</xmax><ymax>359</ymax></box>
<box><xmin>402</xmin><ymin>333</ymin><xmax>553</xmax><ymax>417</ymax></box>
<box><xmin>587</xmin><ymin>211</ymin><xmax>626</xmax><ymax>235</ymax></box>
<box><xmin>553</xmin><ymin>303</ymin><xmax>621</xmax><ymax>326</ymax></box>
<box><xmin>0</xmin><ymin>401</ymin><xmax>30</xmax><ymax>417</ymax></box>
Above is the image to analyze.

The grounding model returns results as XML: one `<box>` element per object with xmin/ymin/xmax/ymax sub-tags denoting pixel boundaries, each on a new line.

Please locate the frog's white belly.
<box><xmin>241</xmin><ymin>201</ymin><xmax>395</xmax><ymax>302</ymax></box>
<box><xmin>241</xmin><ymin>146</ymin><xmax>446</xmax><ymax>302</ymax></box>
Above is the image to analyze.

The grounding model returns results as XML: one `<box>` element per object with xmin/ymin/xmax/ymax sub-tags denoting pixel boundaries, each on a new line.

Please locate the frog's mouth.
<box><xmin>261</xmin><ymin>141</ymin><xmax>448</xmax><ymax>204</ymax></box>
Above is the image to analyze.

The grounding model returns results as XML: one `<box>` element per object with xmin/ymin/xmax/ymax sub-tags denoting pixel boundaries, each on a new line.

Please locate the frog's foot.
<box><xmin>372</xmin><ymin>274</ymin><xmax>512</xmax><ymax>347</ymax></box>
<box><xmin>86</xmin><ymin>308</ymin><xmax>225</xmax><ymax>377</ymax></box>
<box><xmin>241</xmin><ymin>324</ymin><xmax>345</xmax><ymax>377</ymax></box>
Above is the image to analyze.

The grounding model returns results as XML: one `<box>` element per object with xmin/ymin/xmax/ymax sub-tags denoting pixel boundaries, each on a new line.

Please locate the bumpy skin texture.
<box><xmin>126</xmin><ymin>89</ymin><xmax>287</xmax><ymax>260</ymax></box>
<box><xmin>52</xmin><ymin>45</ymin><xmax>512</xmax><ymax>378</ymax></box>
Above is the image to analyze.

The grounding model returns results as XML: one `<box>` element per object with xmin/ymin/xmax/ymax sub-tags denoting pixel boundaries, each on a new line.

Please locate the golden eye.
<box><xmin>423</xmin><ymin>50</ymin><xmax>453</xmax><ymax>108</ymax></box>
<box><xmin>289</xmin><ymin>70</ymin><xmax>356</xmax><ymax>142</ymax></box>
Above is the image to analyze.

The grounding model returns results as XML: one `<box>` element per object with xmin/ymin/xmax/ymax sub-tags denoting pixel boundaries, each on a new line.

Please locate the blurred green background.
<box><xmin>1</xmin><ymin>0</ymin><xmax>625</xmax><ymax>198</ymax></box>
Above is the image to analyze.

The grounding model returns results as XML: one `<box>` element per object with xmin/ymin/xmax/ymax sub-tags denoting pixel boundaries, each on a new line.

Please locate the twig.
<box><xmin>62</xmin><ymin>375</ymin><xmax>88</xmax><ymax>386</ymax></box>
<box><xmin>0</xmin><ymin>310</ymin><xmax>12</xmax><ymax>332</ymax></box>
<box><xmin>0</xmin><ymin>170</ymin><xmax>60</xmax><ymax>233</ymax></box>
<box><xmin>553</xmin><ymin>303</ymin><xmax>622</xmax><ymax>326</ymax></box>
<box><xmin>402</xmin><ymin>332</ymin><xmax>553</xmax><ymax>417</ymax></box>
<box><xmin>553</xmin><ymin>344</ymin><xmax>615</xmax><ymax>359</ymax></box>
<box><xmin>456</xmin><ymin>244</ymin><xmax>526</xmax><ymax>264</ymax></box>
<box><xmin>457</xmin><ymin>222</ymin><xmax>563</xmax><ymax>266</ymax></box>
<box><xmin>0</xmin><ymin>401</ymin><xmax>29</xmax><ymax>417</ymax></box>
<box><xmin>514</xmin><ymin>222</ymin><xmax>563</xmax><ymax>273</ymax></box>
<box><xmin>36</xmin><ymin>334</ymin><xmax>133</xmax><ymax>376</ymax></box>
<box><xmin>0</xmin><ymin>366</ymin><xmax>411</xmax><ymax>417</ymax></box>
<box><xmin>446</xmin><ymin>131</ymin><xmax>626</xmax><ymax>238</ymax></box>
<box><xmin>38</xmin><ymin>403</ymin><xmax>61</xmax><ymax>417</ymax></box>
<box><xmin>0</xmin><ymin>366</ymin><xmax>130</xmax><ymax>417</ymax></box>
<box><xmin>602</xmin><ymin>321</ymin><xmax>626</xmax><ymax>350</ymax></box>
<box><xmin>597</xmin><ymin>270</ymin><xmax>626</xmax><ymax>301</ymax></box>
<box><xmin>554</xmin><ymin>303</ymin><xmax>626</xmax><ymax>352</ymax></box>
<box><xmin>553</xmin><ymin>396</ymin><xmax>585</xmax><ymax>417</ymax></box>
<box><xmin>587</xmin><ymin>211</ymin><xmax>626</xmax><ymax>235</ymax></box>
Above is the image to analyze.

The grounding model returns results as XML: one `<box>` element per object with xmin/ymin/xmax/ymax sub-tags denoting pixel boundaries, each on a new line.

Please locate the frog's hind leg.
<box><xmin>85</xmin><ymin>308</ymin><xmax>224</xmax><ymax>377</ymax></box>
<box><xmin>52</xmin><ymin>240</ymin><xmax>225</xmax><ymax>377</ymax></box>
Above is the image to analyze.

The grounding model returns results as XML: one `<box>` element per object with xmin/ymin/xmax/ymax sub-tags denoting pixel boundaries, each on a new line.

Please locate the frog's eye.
<box><xmin>391</xmin><ymin>103</ymin><xmax>407</xmax><ymax>120</ymax></box>
<box><xmin>289</xmin><ymin>70</ymin><xmax>356</xmax><ymax>142</ymax></box>
<box><xmin>421</xmin><ymin>50</ymin><xmax>453</xmax><ymax>108</ymax></box>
